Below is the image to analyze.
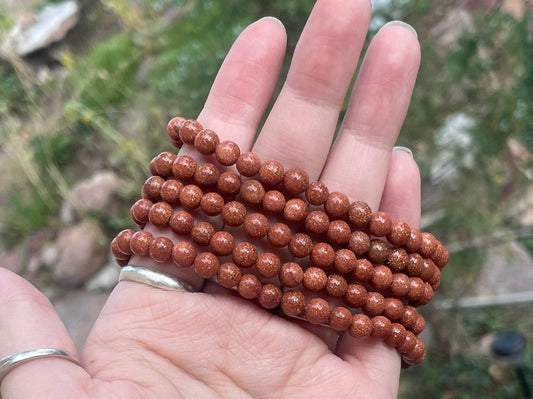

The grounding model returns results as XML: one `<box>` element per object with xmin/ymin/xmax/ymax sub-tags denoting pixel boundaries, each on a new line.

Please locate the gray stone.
<box><xmin>0</xmin><ymin>249</ymin><xmax>23</xmax><ymax>274</ymax></box>
<box><xmin>85</xmin><ymin>259</ymin><xmax>120</xmax><ymax>292</ymax></box>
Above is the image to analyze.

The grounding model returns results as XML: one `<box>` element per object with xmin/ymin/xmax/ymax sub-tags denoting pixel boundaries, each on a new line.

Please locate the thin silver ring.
<box><xmin>119</xmin><ymin>265</ymin><xmax>194</xmax><ymax>292</ymax></box>
<box><xmin>0</xmin><ymin>348</ymin><xmax>81</xmax><ymax>385</ymax></box>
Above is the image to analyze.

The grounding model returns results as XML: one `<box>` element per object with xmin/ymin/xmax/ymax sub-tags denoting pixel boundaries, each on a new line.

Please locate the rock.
<box><xmin>0</xmin><ymin>249</ymin><xmax>23</xmax><ymax>274</ymax></box>
<box><xmin>85</xmin><ymin>258</ymin><xmax>120</xmax><ymax>292</ymax></box>
<box><xmin>1</xmin><ymin>1</ymin><xmax>80</xmax><ymax>57</ymax></box>
<box><xmin>53</xmin><ymin>221</ymin><xmax>108</xmax><ymax>286</ymax></box>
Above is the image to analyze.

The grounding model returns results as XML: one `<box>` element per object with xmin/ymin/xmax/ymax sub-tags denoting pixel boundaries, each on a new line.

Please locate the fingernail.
<box><xmin>260</xmin><ymin>16</ymin><xmax>284</xmax><ymax>26</ymax></box>
<box><xmin>379</xmin><ymin>20</ymin><xmax>418</xmax><ymax>39</ymax></box>
<box><xmin>393</xmin><ymin>146</ymin><xmax>413</xmax><ymax>157</ymax></box>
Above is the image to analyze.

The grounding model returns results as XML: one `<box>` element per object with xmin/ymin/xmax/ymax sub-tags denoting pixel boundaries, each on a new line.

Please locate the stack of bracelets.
<box><xmin>110</xmin><ymin>117</ymin><xmax>449</xmax><ymax>367</ymax></box>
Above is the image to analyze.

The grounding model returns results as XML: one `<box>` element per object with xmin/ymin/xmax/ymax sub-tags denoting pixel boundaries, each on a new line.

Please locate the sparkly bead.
<box><xmin>209</xmin><ymin>231</ymin><xmax>235</xmax><ymax>256</ymax></box>
<box><xmin>236</xmin><ymin>152</ymin><xmax>261</xmax><ymax>177</ymax></box>
<box><xmin>115</xmin><ymin>229</ymin><xmax>134</xmax><ymax>255</ymax></box>
<box><xmin>370</xmin><ymin>265</ymin><xmax>393</xmax><ymax>291</ymax></box>
<box><xmin>258</xmin><ymin>160</ymin><xmax>284</xmax><ymax>186</ymax></box>
<box><xmin>244</xmin><ymin>213</ymin><xmax>269</xmax><ymax>239</ymax></box>
<box><xmin>387</xmin><ymin>220</ymin><xmax>411</xmax><ymax>246</ymax></box>
<box><xmin>324</xmin><ymin>192</ymin><xmax>349</xmax><ymax>218</ymax></box>
<box><xmin>387</xmin><ymin>247</ymin><xmax>408</xmax><ymax>272</ymax></box>
<box><xmin>148</xmin><ymin>202</ymin><xmax>173</xmax><ymax>227</ymax></box>
<box><xmin>153</xmin><ymin>151</ymin><xmax>176</xmax><ymax>178</ymax></box>
<box><xmin>160</xmin><ymin>179</ymin><xmax>182</xmax><ymax>205</ymax></box>
<box><xmin>349</xmin><ymin>314</ymin><xmax>373</xmax><ymax>338</ymax></box>
<box><xmin>401</xmin><ymin>306</ymin><xmax>418</xmax><ymax>330</ymax></box>
<box><xmin>130</xmin><ymin>198</ymin><xmax>153</xmax><ymax>225</ymax></box>
<box><xmin>386</xmin><ymin>323</ymin><xmax>407</xmax><ymax>348</ymax></box>
<box><xmin>267</xmin><ymin>223</ymin><xmax>292</xmax><ymax>247</ymax></box>
<box><xmin>179</xmin><ymin>119</ymin><xmax>203</xmax><ymax>144</ymax></box>
<box><xmin>172</xmin><ymin>241</ymin><xmax>197</xmax><ymax>268</ymax></box>
<box><xmin>172</xmin><ymin>155</ymin><xmax>197</xmax><ymax>180</ymax></box>
<box><xmin>411</xmin><ymin>314</ymin><xmax>426</xmax><ymax>335</ymax></box>
<box><xmin>115</xmin><ymin>257</ymin><xmax>130</xmax><ymax>267</ymax></box>
<box><xmin>405</xmin><ymin>253</ymin><xmax>423</xmax><ymax>277</ymax></box>
<box><xmin>111</xmin><ymin>239</ymin><xmax>129</xmax><ymax>260</ymax></box>
<box><xmin>416</xmin><ymin>283</ymin><xmax>434</xmax><ymax>306</ymax></box>
<box><xmin>348</xmin><ymin>231</ymin><xmax>370</xmax><ymax>256</ymax></box>
<box><xmin>281</xmin><ymin>290</ymin><xmax>306</xmax><ymax>316</ymax></box>
<box><xmin>305</xmin><ymin>181</ymin><xmax>329</xmax><ymax>205</ymax></box>
<box><xmin>366</xmin><ymin>239</ymin><xmax>390</xmax><ymax>264</ymax></box>
<box><xmin>217</xmin><ymin>262</ymin><xmax>241</xmax><ymax>288</ymax></box>
<box><xmin>239</xmin><ymin>179</ymin><xmax>265</xmax><ymax>205</ymax></box>
<box><xmin>262</xmin><ymin>190</ymin><xmax>286</xmax><ymax>213</ymax></box>
<box><xmin>344</xmin><ymin>284</ymin><xmax>367</xmax><ymax>308</ymax></box>
<box><xmin>368</xmin><ymin>211</ymin><xmax>392</xmax><ymax>237</ymax></box>
<box><xmin>326</xmin><ymin>220</ymin><xmax>351</xmax><ymax>245</ymax></box>
<box><xmin>303</xmin><ymin>267</ymin><xmax>328</xmax><ymax>291</ymax></box>
<box><xmin>362</xmin><ymin>291</ymin><xmax>386</xmax><ymax>317</ymax></box>
<box><xmin>329</xmin><ymin>307</ymin><xmax>353</xmax><ymax>331</ymax></box>
<box><xmin>222</xmin><ymin>201</ymin><xmax>247</xmax><ymax>227</ymax></box>
<box><xmin>419</xmin><ymin>258</ymin><xmax>436</xmax><ymax>281</ymax></box>
<box><xmin>419</xmin><ymin>232</ymin><xmax>438</xmax><ymax>258</ymax></box>
<box><xmin>334</xmin><ymin>249</ymin><xmax>357</xmax><ymax>274</ymax></box>
<box><xmin>404</xmin><ymin>228</ymin><xmax>422</xmax><ymax>253</ymax></box>
<box><xmin>310</xmin><ymin>242</ymin><xmax>335</xmax><ymax>268</ymax></box>
<box><xmin>283</xmin><ymin>168</ymin><xmax>309</xmax><ymax>195</ymax></box>
<box><xmin>217</xmin><ymin>171</ymin><xmax>242</xmax><ymax>196</ymax></box>
<box><xmin>406</xmin><ymin>277</ymin><xmax>425</xmax><ymax>302</ymax></box>
<box><xmin>149</xmin><ymin>236</ymin><xmax>173</xmax><ymax>262</ymax></box>
<box><xmin>398</xmin><ymin>331</ymin><xmax>417</xmax><ymax>355</ymax></box>
<box><xmin>353</xmin><ymin>258</ymin><xmax>373</xmax><ymax>283</ymax></box>
<box><xmin>326</xmin><ymin>274</ymin><xmax>348</xmax><ymax>297</ymax></box>
<box><xmin>149</xmin><ymin>155</ymin><xmax>158</xmax><ymax>176</ymax></box>
<box><xmin>259</xmin><ymin>284</ymin><xmax>283</xmax><ymax>309</ymax></box>
<box><xmin>238</xmin><ymin>274</ymin><xmax>262</xmax><ymax>299</ymax></box>
<box><xmin>371</xmin><ymin>315</ymin><xmax>392</xmax><ymax>339</ymax></box>
<box><xmin>428</xmin><ymin>266</ymin><xmax>441</xmax><ymax>289</ymax></box>
<box><xmin>130</xmin><ymin>231</ymin><xmax>154</xmax><ymax>256</ymax></box>
<box><xmin>179</xmin><ymin>185</ymin><xmax>203</xmax><ymax>209</ymax></box>
<box><xmin>404</xmin><ymin>339</ymin><xmax>426</xmax><ymax>365</ymax></box>
<box><xmin>200</xmin><ymin>192</ymin><xmax>224</xmax><ymax>216</ymax></box>
<box><xmin>304</xmin><ymin>211</ymin><xmax>330</xmax><ymax>235</ymax></box>
<box><xmin>283</xmin><ymin>198</ymin><xmax>308</xmax><ymax>223</ymax></box>
<box><xmin>166</xmin><ymin>117</ymin><xmax>185</xmax><ymax>146</ymax></box>
<box><xmin>190</xmin><ymin>222</ymin><xmax>215</xmax><ymax>246</ymax></box>
<box><xmin>279</xmin><ymin>262</ymin><xmax>304</xmax><ymax>288</ymax></box>
<box><xmin>383</xmin><ymin>298</ymin><xmax>404</xmax><ymax>321</ymax></box>
<box><xmin>169</xmin><ymin>210</ymin><xmax>194</xmax><ymax>234</ymax></box>
<box><xmin>194</xmin><ymin>129</ymin><xmax>219</xmax><ymax>155</ymax></box>
<box><xmin>232</xmin><ymin>242</ymin><xmax>258</xmax><ymax>268</ymax></box>
<box><xmin>347</xmin><ymin>201</ymin><xmax>372</xmax><ymax>226</ymax></box>
<box><xmin>215</xmin><ymin>140</ymin><xmax>241</xmax><ymax>166</ymax></box>
<box><xmin>142</xmin><ymin>176</ymin><xmax>164</xmax><ymax>202</ymax></box>
<box><xmin>194</xmin><ymin>252</ymin><xmax>220</xmax><ymax>278</ymax></box>
<box><xmin>305</xmin><ymin>298</ymin><xmax>330</xmax><ymax>325</ymax></box>
<box><xmin>432</xmin><ymin>241</ymin><xmax>449</xmax><ymax>268</ymax></box>
<box><xmin>194</xmin><ymin>163</ymin><xmax>220</xmax><ymax>187</ymax></box>
<box><xmin>256</xmin><ymin>253</ymin><xmax>281</xmax><ymax>278</ymax></box>
<box><xmin>391</xmin><ymin>273</ymin><xmax>410</xmax><ymax>297</ymax></box>
<box><xmin>288</xmin><ymin>233</ymin><xmax>313</xmax><ymax>258</ymax></box>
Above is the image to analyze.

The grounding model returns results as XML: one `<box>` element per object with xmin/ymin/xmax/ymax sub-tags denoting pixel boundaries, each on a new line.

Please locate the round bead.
<box><xmin>387</xmin><ymin>220</ymin><xmax>411</xmax><ymax>246</ymax></box>
<box><xmin>279</xmin><ymin>262</ymin><xmax>304</xmax><ymax>288</ymax></box>
<box><xmin>149</xmin><ymin>236</ymin><xmax>173</xmax><ymax>262</ymax></box>
<box><xmin>416</xmin><ymin>283</ymin><xmax>434</xmax><ymax>306</ymax></box>
<box><xmin>194</xmin><ymin>252</ymin><xmax>220</xmax><ymax>278</ymax></box>
<box><xmin>217</xmin><ymin>262</ymin><xmax>241</xmax><ymax>288</ymax></box>
<box><xmin>194</xmin><ymin>163</ymin><xmax>220</xmax><ymax>187</ymax></box>
<box><xmin>304</xmin><ymin>211</ymin><xmax>330</xmax><ymax>235</ymax></box>
<box><xmin>334</xmin><ymin>249</ymin><xmax>357</xmax><ymax>274</ymax></box>
<box><xmin>148</xmin><ymin>202</ymin><xmax>173</xmax><ymax>227</ymax></box>
<box><xmin>406</xmin><ymin>277</ymin><xmax>425</xmax><ymax>302</ymax></box>
<box><xmin>324</xmin><ymin>192</ymin><xmax>350</xmax><ymax>218</ymax></box>
<box><xmin>111</xmin><ymin>239</ymin><xmax>129</xmax><ymax>260</ymax></box>
<box><xmin>130</xmin><ymin>231</ymin><xmax>153</xmax><ymax>256</ymax></box>
<box><xmin>310</xmin><ymin>242</ymin><xmax>335</xmax><ymax>268</ymax></box>
<box><xmin>288</xmin><ymin>233</ymin><xmax>313</xmax><ymax>258</ymax></box>
<box><xmin>370</xmin><ymin>265</ymin><xmax>393</xmax><ymax>291</ymax></box>
<box><xmin>398</xmin><ymin>331</ymin><xmax>417</xmax><ymax>354</ymax></box>
<box><xmin>419</xmin><ymin>232</ymin><xmax>438</xmax><ymax>258</ymax></box>
<box><xmin>258</xmin><ymin>160</ymin><xmax>284</xmax><ymax>186</ymax></box>
<box><xmin>238</xmin><ymin>274</ymin><xmax>262</xmax><ymax>299</ymax></box>
<box><xmin>149</xmin><ymin>157</ymin><xmax>158</xmax><ymax>176</ymax></box>
<box><xmin>258</xmin><ymin>284</ymin><xmax>283</xmax><ymax>309</ymax></box>
<box><xmin>142</xmin><ymin>176</ymin><xmax>164</xmax><ymax>202</ymax></box>
<box><xmin>215</xmin><ymin>140</ymin><xmax>240</xmax><ymax>166</ymax></box>
<box><xmin>217</xmin><ymin>171</ymin><xmax>242</xmax><ymax>196</ymax></box>
<box><xmin>115</xmin><ymin>229</ymin><xmax>134</xmax><ymax>255</ymax></box>
<box><xmin>166</xmin><ymin>117</ymin><xmax>185</xmax><ymax>146</ymax></box>
<box><xmin>348</xmin><ymin>231</ymin><xmax>370</xmax><ymax>256</ymax></box>
<box><xmin>172</xmin><ymin>155</ymin><xmax>197</xmax><ymax>180</ymax></box>
<box><xmin>256</xmin><ymin>253</ymin><xmax>281</xmax><ymax>278</ymax></box>
<box><xmin>239</xmin><ymin>179</ymin><xmax>265</xmax><ymax>205</ymax></box>
<box><xmin>326</xmin><ymin>220</ymin><xmax>351</xmax><ymax>245</ymax></box>
<box><xmin>432</xmin><ymin>241</ymin><xmax>449</xmax><ymax>268</ymax></box>
<box><xmin>428</xmin><ymin>266</ymin><xmax>441</xmax><ymax>289</ymax></box>
<box><xmin>344</xmin><ymin>284</ymin><xmax>367</xmax><ymax>308</ymax></box>
<box><xmin>368</xmin><ymin>211</ymin><xmax>392</xmax><ymax>237</ymax></box>
<box><xmin>262</xmin><ymin>190</ymin><xmax>286</xmax><ymax>213</ymax></box>
<box><xmin>200</xmin><ymin>192</ymin><xmax>224</xmax><ymax>216</ymax></box>
<box><xmin>366</xmin><ymin>239</ymin><xmax>390</xmax><ymax>264</ymax></box>
<box><xmin>171</xmin><ymin>241</ymin><xmax>197</xmax><ymax>268</ymax></box>
<box><xmin>244</xmin><ymin>213</ymin><xmax>269</xmax><ymax>239</ymax></box>
<box><xmin>222</xmin><ymin>201</ymin><xmax>247</xmax><ymax>227</ymax></box>
<box><xmin>349</xmin><ymin>314</ymin><xmax>373</xmax><ymax>338</ymax></box>
<box><xmin>404</xmin><ymin>339</ymin><xmax>426</xmax><ymax>364</ymax></box>
<box><xmin>209</xmin><ymin>231</ymin><xmax>235</xmax><ymax>256</ymax></box>
<box><xmin>179</xmin><ymin>185</ymin><xmax>203</xmax><ymax>209</ymax></box>
<box><xmin>386</xmin><ymin>323</ymin><xmax>407</xmax><ymax>348</ymax></box>
<box><xmin>353</xmin><ymin>258</ymin><xmax>373</xmax><ymax>283</ymax></box>
<box><xmin>390</xmin><ymin>273</ymin><xmax>410</xmax><ymax>297</ymax></box>
<box><xmin>190</xmin><ymin>222</ymin><xmax>215</xmax><ymax>246</ymax></box>
<box><xmin>194</xmin><ymin>129</ymin><xmax>219</xmax><ymax>155</ymax></box>
<box><xmin>179</xmin><ymin>119</ymin><xmax>203</xmax><ymax>144</ymax></box>
<box><xmin>303</xmin><ymin>267</ymin><xmax>328</xmax><ymax>291</ymax></box>
<box><xmin>404</xmin><ymin>228</ymin><xmax>422</xmax><ymax>253</ymax></box>
<box><xmin>329</xmin><ymin>307</ymin><xmax>353</xmax><ymax>331</ymax></box>
<box><xmin>401</xmin><ymin>306</ymin><xmax>418</xmax><ymax>330</ymax></box>
<box><xmin>411</xmin><ymin>314</ymin><xmax>426</xmax><ymax>335</ymax></box>
<box><xmin>283</xmin><ymin>168</ymin><xmax>309</xmax><ymax>195</ymax></box>
<box><xmin>236</xmin><ymin>152</ymin><xmax>261</xmax><ymax>177</ymax></box>
<box><xmin>232</xmin><ymin>242</ymin><xmax>258</xmax><ymax>268</ymax></box>
<box><xmin>160</xmin><ymin>179</ymin><xmax>182</xmax><ymax>205</ymax></box>
<box><xmin>387</xmin><ymin>247</ymin><xmax>408</xmax><ymax>272</ymax></box>
<box><xmin>169</xmin><ymin>210</ymin><xmax>194</xmax><ymax>234</ymax></box>
<box><xmin>267</xmin><ymin>223</ymin><xmax>292</xmax><ymax>247</ymax></box>
<box><xmin>383</xmin><ymin>298</ymin><xmax>404</xmax><ymax>321</ymax></box>
<box><xmin>362</xmin><ymin>291</ymin><xmax>386</xmax><ymax>317</ymax></box>
<box><xmin>130</xmin><ymin>198</ymin><xmax>153</xmax><ymax>225</ymax></box>
<box><xmin>281</xmin><ymin>290</ymin><xmax>306</xmax><ymax>316</ymax></box>
<box><xmin>283</xmin><ymin>198</ymin><xmax>308</xmax><ymax>223</ymax></box>
<box><xmin>347</xmin><ymin>201</ymin><xmax>372</xmax><ymax>226</ymax></box>
<box><xmin>371</xmin><ymin>315</ymin><xmax>392</xmax><ymax>339</ymax></box>
<box><xmin>153</xmin><ymin>151</ymin><xmax>176</xmax><ymax>178</ymax></box>
<box><xmin>419</xmin><ymin>257</ymin><xmax>436</xmax><ymax>281</ymax></box>
<box><xmin>305</xmin><ymin>181</ymin><xmax>329</xmax><ymax>205</ymax></box>
<box><xmin>326</xmin><ymin>274</ymin><xmax>348</xmax><ymax>297</ymax></box>
<box><xmin>305</xmin><ymin>298</ymin><xmax>330</xmax><ymax>325</ymax></box>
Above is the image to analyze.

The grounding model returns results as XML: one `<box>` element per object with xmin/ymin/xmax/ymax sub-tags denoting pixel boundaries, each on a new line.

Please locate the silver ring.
<box><xmin>0</xmin><ymin>348</ymin><xmax>81</xmax><ymax>385</ymax></box>
<box><xmin>119</xmin><ymin>265</ymin><xmax>194</xmax><ymax>292</ymax></box>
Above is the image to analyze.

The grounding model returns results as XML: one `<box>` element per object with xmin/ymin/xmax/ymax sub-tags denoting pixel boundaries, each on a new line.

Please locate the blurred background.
<box><xmin>0</xmin><ymin>0</ymin><xmax>532</xmax><ymax>397</ymax></box>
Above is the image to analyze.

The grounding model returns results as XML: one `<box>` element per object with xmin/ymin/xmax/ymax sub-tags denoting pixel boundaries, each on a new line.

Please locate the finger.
<box><xmin>0</xmin><ymin>268</ymin><xmax>89</xmax><ymax>398</ymax></box>
<box><xmin>321</xmin><ymin>22</ymin><xmax>421</xmax><ymax>210</ymax></box>
<box><xmin>253</xmin><ymin>0</ymin><xmax>372</xmax><ymax>178</ymax></box>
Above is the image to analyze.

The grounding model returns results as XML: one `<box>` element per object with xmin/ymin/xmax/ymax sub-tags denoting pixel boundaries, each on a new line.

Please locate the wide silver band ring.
<box><xmin>119</xmin><ymin>265</ymin><xmax>194</xmax><ymax>292</ymax></box>
<box><xmin>0</xmin><ymin>348</ymin><xmax>81</xmax><ymax>385</ymax></box>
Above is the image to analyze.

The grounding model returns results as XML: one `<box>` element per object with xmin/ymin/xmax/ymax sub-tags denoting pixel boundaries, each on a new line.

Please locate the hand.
<box><xmin>0</xmin><ymin>0</ymin><xmax>421</xmax><ymax>397</ymax></box>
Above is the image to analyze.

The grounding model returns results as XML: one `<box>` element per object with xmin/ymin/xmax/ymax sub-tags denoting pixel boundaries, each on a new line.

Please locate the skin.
<box><xmin>0</xmin><ymin>0</ymin><xmax>422</xmax><ymax>397</ymax></box>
